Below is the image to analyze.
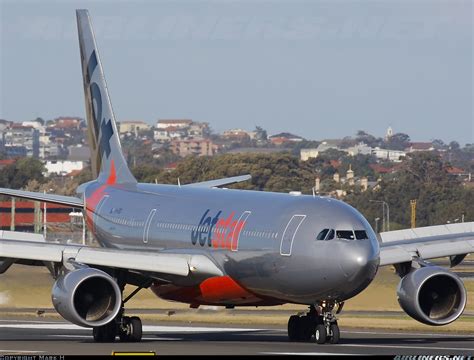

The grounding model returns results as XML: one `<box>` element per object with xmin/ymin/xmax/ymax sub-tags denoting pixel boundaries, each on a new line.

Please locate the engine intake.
<box><xmin>397</xmin><ymin>266</ymin><xmax>466</xmax><ymax>326</ymax></box>
<box><xmin>52</xmin><ymin>268</ymin><xmax>121</xmax><ymax>327</ymax></box>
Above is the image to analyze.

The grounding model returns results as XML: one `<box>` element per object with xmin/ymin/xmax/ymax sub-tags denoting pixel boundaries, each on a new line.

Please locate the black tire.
<box><xmin>93</xmin><ymin>321</ymin><xmax>116</xmax><ymax>343</ymax></box>
<box><xmin>287</xmin><ymin>315</ymin><xmax>300</xmax><ymax>342</ymax></box>
<box><xmin>329</xmin><ymin>323</ymin><xmax>340</xmax><ymax>344</ymax></box>
<box><xmin>119</xmin><ymin>316</ymin><xmax>131</xmax><ymax>342</ymax></box>
<box><xmin>129</xmin><ymin>316</ymin><xmax>143</xmax><ymax>342</ymax></box>
<box><xmin>300</xmin><ymin>317</ymin><xmax>313</xmax><ymax>342</ymax></box>
<box><xmin>314</xmin><ymin>324</ymin><xmax>327</xmax><ymax>344</ymax></box>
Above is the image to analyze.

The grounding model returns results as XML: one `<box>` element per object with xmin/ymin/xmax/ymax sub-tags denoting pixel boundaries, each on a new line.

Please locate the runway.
<box><xmin>0</xmin><ymin>319</ymin><xmax>473</xmax><ymax>356</ymax></box>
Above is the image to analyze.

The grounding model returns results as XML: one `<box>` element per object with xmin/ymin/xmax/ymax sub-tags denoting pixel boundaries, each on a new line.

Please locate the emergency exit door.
<box><xmin>280</xmin><ymin>214</ymin><xmax>306</xmax><ymax>256</ymax></box>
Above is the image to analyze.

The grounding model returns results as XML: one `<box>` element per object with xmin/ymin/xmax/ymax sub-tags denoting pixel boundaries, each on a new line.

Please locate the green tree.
<box><xmin>0</xmin><ymin>158</ymin><xmax>45</xmax><ymax>189</ymax></box>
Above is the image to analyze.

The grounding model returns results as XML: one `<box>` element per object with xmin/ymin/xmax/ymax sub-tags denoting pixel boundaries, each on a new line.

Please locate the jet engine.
<box><xmin>397</xmin><ymin>266</ymin><xmax>466</xmax><ymax>325</ymax></box>
<box><xmin>52</xmin><ymin>267</ymin><xmax>122</xmax><ymax>327</ymax></box>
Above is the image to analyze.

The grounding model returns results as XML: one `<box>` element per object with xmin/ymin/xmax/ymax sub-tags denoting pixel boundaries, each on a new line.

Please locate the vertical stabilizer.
<box><xmin>76</xmin><ymin>9</ymin><xmax>136</xmax><ymax>185</ymax></box>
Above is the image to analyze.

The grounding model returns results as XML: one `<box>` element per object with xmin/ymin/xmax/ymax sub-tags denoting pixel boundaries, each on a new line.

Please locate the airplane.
<box><xmin>0</xmin><ymin>9</ymin><xmax>472</xmax><ymax>344</ymax></box>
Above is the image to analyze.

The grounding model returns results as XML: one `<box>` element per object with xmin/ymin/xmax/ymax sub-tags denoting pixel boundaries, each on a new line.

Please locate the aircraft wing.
<box><xmin>0</xmin><ymin>236</ymin><xmax>223</xmax><ymax>278</ymax></box>
<box><xmin>379</xmin><ymin>222</ymin><xmax>474</xmax><ymax>266</ymax></box>
<box><xmin>184</xmin><ymin>174</ymin><xmax>251</xmax><ymax>188</ymax></box>
<box><xmin>0</xmin><ymin>188</ymin><xmax>83</xmax><ymax>208</ymax></box>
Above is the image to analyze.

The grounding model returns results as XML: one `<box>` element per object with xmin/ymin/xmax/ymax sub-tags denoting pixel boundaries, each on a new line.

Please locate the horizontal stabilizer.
<box><xmin>0</xmin><ymin>188</ymin><xmax>83</xmax><ymax>208</ymax></box>
<box><xmin>184</xmin><ymin>174</ymin><xmax>251</xmax><ymax>188</ymax></box>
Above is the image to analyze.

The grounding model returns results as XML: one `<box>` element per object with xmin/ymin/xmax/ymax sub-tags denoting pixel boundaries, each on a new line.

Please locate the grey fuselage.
<box><xmin>81</xmin><ymin>181</ymin><xmax>380</xmax><ymax>306</ymax></box>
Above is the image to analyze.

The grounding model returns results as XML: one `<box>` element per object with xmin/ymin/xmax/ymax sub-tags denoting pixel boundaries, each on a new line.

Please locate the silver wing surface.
<box><xmin>379</xmin><ymin>222</ymin><xmax>474</xmax><ymax>266</ymax></box>
<box><xmin>0</xmin><ymin>234</ymin><xmax>222</xmax><ymax>278</ymax></box>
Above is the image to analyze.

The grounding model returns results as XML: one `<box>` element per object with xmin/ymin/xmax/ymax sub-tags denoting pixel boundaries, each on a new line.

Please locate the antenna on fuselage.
<box><xmin>177</xmin><ymin>178</ymin><xmax>181</xmax><ymax>187</ymax></box>
<box><xmin>312</xmin><ymin>187</ymin><xmax>316</xmax><ymax>198</ymax></box>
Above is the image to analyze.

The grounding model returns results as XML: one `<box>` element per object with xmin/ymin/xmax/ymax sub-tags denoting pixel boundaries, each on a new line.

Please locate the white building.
<box><xmin>45</xmin><ymin>160</ymin><xmax>84</xmax><ymax>176</ymax></box>
<box><xmin>346</xmin><ymin>142</ymin><xmax>373</xmax><ymax>156</ymax></box>
<box><xmin>371</xmin><ymin>147</ymin><xmax>406</xmax><ymax>162</ymax></box>
<box><xmin>22</xmin><ymin>120</ymin><xmax>44</xmax><ymax>131</ymax></box>
<box><xmin>156</xmin><ymin>119</ymin><xmax>192</xmax><ymax>129</ymax></box>
<box><xmin>118</xmin><ymin>120</ymin><xmax>150</xmax><ymax>135</ymax></box>
<box><xmin>300</xmin><ymin>148</ymin><xmax>320</xmax><ymax>161</ymax></box>
<box><xmin>153</xmin><ymin>127</ymin><xmax>188</xmax><ymax>141</ymax></box>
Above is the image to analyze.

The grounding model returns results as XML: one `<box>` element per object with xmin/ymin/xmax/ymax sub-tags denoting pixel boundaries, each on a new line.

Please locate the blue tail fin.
<box><xmin>76</xmin><ymin>9</ymin><xmax>136</xmax><ymax>185</ymax></box>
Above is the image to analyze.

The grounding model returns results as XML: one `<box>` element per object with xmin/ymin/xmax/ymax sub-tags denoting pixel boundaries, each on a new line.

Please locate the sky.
<box><xmin>0</xmin><ymin>0</ymin><xmax>472</xmax><ymax>145</ymax></box>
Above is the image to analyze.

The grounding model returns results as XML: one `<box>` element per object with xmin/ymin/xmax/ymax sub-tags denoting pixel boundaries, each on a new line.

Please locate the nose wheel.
<box><xmin>287</xmin><ymin>302</ymin><xmax>342</xmax><ymax>344</ymax></box>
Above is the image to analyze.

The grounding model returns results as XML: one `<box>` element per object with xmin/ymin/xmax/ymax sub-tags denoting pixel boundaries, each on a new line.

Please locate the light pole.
<box><xmin>370</xmin><ymin>200</ymin><xmax>390</xmax><ymax>232</ymax></box>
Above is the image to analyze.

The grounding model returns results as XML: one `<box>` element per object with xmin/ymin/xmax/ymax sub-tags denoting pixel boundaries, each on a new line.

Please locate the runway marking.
<box><xmin>343</xmin><ymin>330</ymin><xmax>473</xmax><ymax>338</ymax></box>
<box><xmin>0</xmin><ymin>323</ymin><xmax>264</xmax><ymax>333</ymax></box>
<box><xmin>340</xmin><ymin>344</ymin><xmax>474</xmax><ymax>352</ymax></box>
<box><xmin>49</xmin><ymin>335</ymin><xmax>183</xmax><ymax>341</ymax></box>
<box><xmin>0</xmin><ymin>350</ymin><xmax>45</xmax><ymax>354</ymax></box>
<box><xmin>263</xmin><ymin>352</ymin><xmax>357</xmax><ymax>356</ymax></box>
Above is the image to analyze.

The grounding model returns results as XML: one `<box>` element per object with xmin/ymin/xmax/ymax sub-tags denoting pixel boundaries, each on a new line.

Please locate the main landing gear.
<box><xmin>93</xmin><ymin>278</ymin><xmax>150</xmax><ymax>343</ymax></box>
<box><xmin>287</xmin><ymin>301</ymin><xmax>343</xmax><ymax>344</ymax></box>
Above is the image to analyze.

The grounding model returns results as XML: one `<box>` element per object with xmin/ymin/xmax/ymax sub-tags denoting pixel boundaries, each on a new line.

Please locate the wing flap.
<box><xmin>184</xmin><ymin>174</ymin><xmax>251</xmax><ymax>188</ymax></box>
<box><xmin>75</xmin><ymin>247</ymin><xmax>189</xmax><ymax>276</ymax></box>
<box><xmin>0</xmin><ymin>188</ymin><xmax>83</xmax><ymax>207</ymax></box>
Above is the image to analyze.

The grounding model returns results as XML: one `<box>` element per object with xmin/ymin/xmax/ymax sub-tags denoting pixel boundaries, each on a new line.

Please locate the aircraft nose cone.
<box><xmin>339</xmin><ymin>240</ymin><xmax>378</xmax><ymax>280</ymax></box>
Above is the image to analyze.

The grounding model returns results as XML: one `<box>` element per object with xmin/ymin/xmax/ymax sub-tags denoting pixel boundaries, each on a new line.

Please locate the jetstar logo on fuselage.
<box><xmin>191</xmin><ymin>209</ymin><xmax>246</xmax><ymax>250</ymax></box>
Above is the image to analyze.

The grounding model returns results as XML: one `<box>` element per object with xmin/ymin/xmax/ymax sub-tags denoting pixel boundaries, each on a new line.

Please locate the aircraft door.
<box><xmin>280</xmin><ymin>214</ymin><xmax>306</xmax><ymax>256</ymax></box>
<box><xmin>94</xmin><ymin>195</ymin><xmax>109</xmax><ymax>225</ymax></box>
<box><xmin>143</xmin><ymin>209</ymin><xmax>157</xmax><ymax>244</ymax></box>
<box><xmin>231</xmin><ymin>211</ymin><xmax>251</xmax><ymax>251</ymax></box>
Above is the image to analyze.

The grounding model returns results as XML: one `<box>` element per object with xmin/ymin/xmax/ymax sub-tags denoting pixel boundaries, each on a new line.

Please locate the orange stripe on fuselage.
<box><xmin>85</xmin><ymin>160</ymin><xmax>117</xmax><ymax>231</ymax></box>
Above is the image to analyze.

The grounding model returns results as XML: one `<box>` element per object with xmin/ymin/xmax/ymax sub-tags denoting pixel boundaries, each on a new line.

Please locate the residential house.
<box><xmin>45</xmin><ymin>160</ymin><xmax>85</xmax><ymax>176</ymax></box>
<box><xmin>269</xmin><ymin>132</ymin><xmax>304</xmax><ymax>145</ymax></box>
<box><xmin>118</xmin><ymin>120</ymin><xmax>150</xmax><ymax>135</ymax></box>
<box><xmin>300</xmin><ymin>148</ymin><xmax>319</xmax><ymax>161</ymax></box>
<box><xmin>156</xmin><ymin>119</ymin><xmax>193</xmax><ymax>129</ymax></box>
<box><xmin>170</xmin><ymin>138</ymin><xmax>219</xmax><ymax>157</ymax></box>
<box><xmin>371</xmin><ymin>147</ymin><xmax>406</xmax><ymax>162</ymax></box>
<box><xmin>406</xmin><ymin>142</ymin><xmax>435</xmax><ymax>153</ymax></box>
<box><xmin>154</xmin><ymin>126</ymin><xmax>188</xmax><ymax>141</ymax></box>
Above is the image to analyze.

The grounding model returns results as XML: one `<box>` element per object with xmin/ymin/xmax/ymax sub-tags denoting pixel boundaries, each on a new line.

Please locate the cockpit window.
<box><xmin>354</xmin><ymin>230</ymin><xmax>368</xmax><ymax>240</ymax></box>
<box><xmin>336</xmin><ymin>230</ymin><xmax>355</xmax><ymax>240</ymax></box>
<box><xmin>316</xmin><ymin>229</ymin><xmax>329</xmax><ymax>240</ymax></box>
<box><xmin>326</xmin><ymin>229</ymin><xmax>335</xmax><ymax>240</ymax></box>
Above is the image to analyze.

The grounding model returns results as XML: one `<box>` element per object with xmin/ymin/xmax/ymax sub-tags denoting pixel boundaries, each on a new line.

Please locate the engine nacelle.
<box><xmin>397</xmin><ymin>266</ymin><xmax>466</xmax><ymax>326</ymax></box>
<box><xmin>52</xmin><ymin>268</ymin><xmax>121</xmax><ymax>327</ymax></box>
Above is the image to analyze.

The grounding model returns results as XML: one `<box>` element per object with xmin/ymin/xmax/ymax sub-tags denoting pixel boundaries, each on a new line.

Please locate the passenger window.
<box><xmin>354</xmin><ymin>230</ymin><xmax>368</xmax><ymax>240</ymax></box>
<box><xmin>336</xmin><ymin>230</ymin><xmax>355</xmax><ymax>240</ymax></box>
<box><xmin>316</xmin><ymin>229</ymin><xmax>329</xmax><ymax>240</ymax></box>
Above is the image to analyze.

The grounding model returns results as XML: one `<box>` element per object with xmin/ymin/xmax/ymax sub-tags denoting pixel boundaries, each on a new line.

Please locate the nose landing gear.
<box><xmin>287</xmin><ymin>301</ymin><xmax>343</xmax><ymax>344</ymax></box>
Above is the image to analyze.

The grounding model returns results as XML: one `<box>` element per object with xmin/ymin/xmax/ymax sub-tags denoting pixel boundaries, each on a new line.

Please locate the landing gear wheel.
<box><xmin>128</xmin><ymin>316</ymin><xmax>143</xmax><ymax>342</ymax></box>
<box><xmin>314</xmin><ymin>324</ymin><xmax>327</xmax><ymax>344</ymax></box>
<box><xmin>328</xmin><ymin>323</ymin><xmax>340</xmax><ymax>344</ymax></box>
<box><xmin>93</xmin><ymin>321</ymin><xmax>117</xmax><ymax>342</ymax></box>
<box><xmin>119</xmin><ymin>316</ymin><xmax>142</xmax><ymax>342</ymax></box>
<box><xmin>288</xmin><ymin>315</ymin><xmax>300</xmax><ymax>342</ymax></box>
<box><xmin>299</xmin><ymin>317</ymin><xmax>313</xmax><ymax>342</ymax></box>
<box><xmin>119</xmin><ymin>316</ymin><xmax>131</xmax><ymax>342</ymax></box>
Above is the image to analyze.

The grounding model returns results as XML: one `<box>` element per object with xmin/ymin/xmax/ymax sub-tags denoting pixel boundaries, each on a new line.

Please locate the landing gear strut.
<box><xmin>92</xmin><ymin>277</ymin><xmax>150</xmax><ymax>343</ymax></box>
<box><xmin>287</xmin><ymin>301</ymin><xmax>343</xmax><ymax>344</ymax></box>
